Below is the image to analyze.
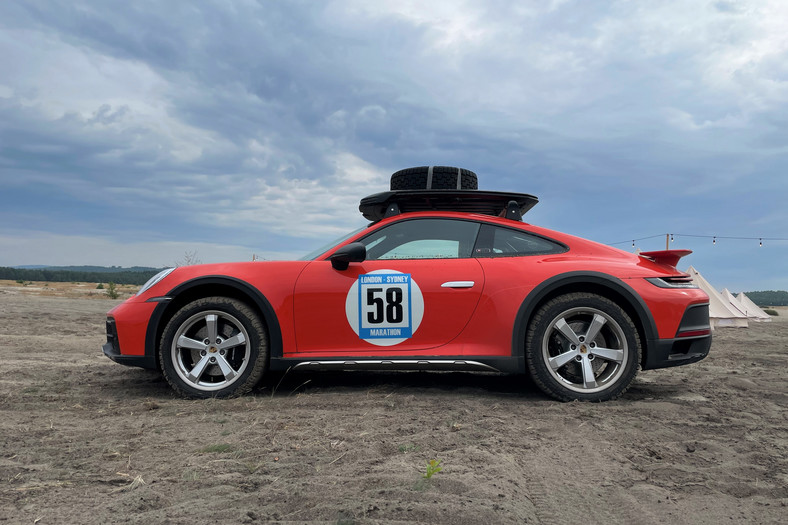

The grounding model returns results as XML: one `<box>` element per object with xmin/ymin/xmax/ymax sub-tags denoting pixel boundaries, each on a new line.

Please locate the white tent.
<box><xmin>722</xmin><ymin>288</ymin><xmax>749</xmax><ymax>317</ymax></box>
<box><xmin>736</xmin><ymin>292</ymin><xmax>772</xmax><ymax>322</ymax></box>
<box><xmin>686</xmin><ymin>266</ymin><xmax>748</xmax><ymax>329</ymax></box>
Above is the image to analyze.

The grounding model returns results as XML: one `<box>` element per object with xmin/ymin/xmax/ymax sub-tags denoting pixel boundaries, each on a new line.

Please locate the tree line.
<box><xmin>745</xmin><ymin>290</ymin><xmax>788</xmax><ymax>307</ymax></box>
<box><xmin>0</xmin><ymin>267</ymin><xmax>163</xmax><ymax>286</ymax></box>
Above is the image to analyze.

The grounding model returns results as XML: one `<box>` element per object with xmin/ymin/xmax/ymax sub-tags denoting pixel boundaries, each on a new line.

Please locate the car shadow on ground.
<box><xmin>258</xmin><ymin>370</ymin><xmax>546</xmax><ymax>400</ymax></box>
<box><xmin>101</xmin><ymin>367</ymin><xmax>549</xmax><ymax>400</ymax></box>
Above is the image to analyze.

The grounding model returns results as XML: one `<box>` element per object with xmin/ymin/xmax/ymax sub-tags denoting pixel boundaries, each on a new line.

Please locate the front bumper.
<box><xmin>103</xmin><ymin>317</ymin><xmax>157</xmax><ymax>370</ymax></box>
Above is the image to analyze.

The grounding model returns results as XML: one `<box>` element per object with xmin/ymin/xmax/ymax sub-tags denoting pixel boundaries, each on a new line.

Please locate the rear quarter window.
<box><xmin>474</xmin><ymin>224</ymin><xmax>566</xmax><ymax>257</ymax></box>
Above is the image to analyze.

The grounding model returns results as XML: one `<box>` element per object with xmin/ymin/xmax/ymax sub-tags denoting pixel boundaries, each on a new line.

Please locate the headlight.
<box><xmin>138</xmin><ymin>268</ymin><xmax>176</xmax><ymax>295</ymax></box>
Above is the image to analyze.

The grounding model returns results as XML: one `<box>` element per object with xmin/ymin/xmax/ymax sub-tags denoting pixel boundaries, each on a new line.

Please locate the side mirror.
<box><xmin>329</xmin><ymin>242</ymin><xmax>367</xmax><ymax>271</ymax></box>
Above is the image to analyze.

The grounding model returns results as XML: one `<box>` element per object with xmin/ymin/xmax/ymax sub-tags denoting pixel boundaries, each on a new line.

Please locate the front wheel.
<box><xmin>525</xmin><ymin>293</ymin><xmax>641</xmax><ymax>401</ymax></box>
<box><xmin>159</xmin><ymin>297</ymin><xmax>268</xmax><ymax>398</ymax></box>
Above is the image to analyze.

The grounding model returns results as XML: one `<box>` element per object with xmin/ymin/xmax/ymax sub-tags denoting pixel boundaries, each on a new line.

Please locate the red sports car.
<box><xmin>104</xmin><ymin>166</ymin><xmax>711</xmax><ymax>401</ymax></box>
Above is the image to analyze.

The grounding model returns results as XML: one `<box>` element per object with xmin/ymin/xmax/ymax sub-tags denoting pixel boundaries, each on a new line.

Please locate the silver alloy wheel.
<box><xmin>541</xmin><ymin>306</ymin><xmax>628</xmax><ymax>394</ymax></box>
<box><xmin>170</xmin><ymin>309</ymin><xmax>251</xmax><ymax>392</ymax></box>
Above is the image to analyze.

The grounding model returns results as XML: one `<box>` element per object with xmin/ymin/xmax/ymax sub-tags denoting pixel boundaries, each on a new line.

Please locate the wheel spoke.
<box><xmin>548</xmin><ymin>349</ymin><xmax>580</xmax><ymax>370</ymax></box>
<box><xmin>591</xmin><ymin>346</ymin><xmax>625</xmax><ymax>364</ymax></box>
<box><xmin>177</xmin><ymin>335</ymin><xmax>206</xmax><ymax>351</ymax></box>
<box><xmin>581</xmin><ymin>357</ymin><xmax>598</xmax><ymax>389</ymax></box>
<box><xmin>554</xmin><ymin>318</ymin><xmax>581</xmax><ymax>345</ymax></box>
<box><xmin>214</xmin><ymin>354</ymin><xmax>237</xmax><ymax>381</ymax></box>
<box><xmin>217</xmin><ymin>333</ymin><xmax>246</xmax><ymax>350</ymax></box>
<box><xmin>186</xmin><ymin>355</ymin><xmax>211</xmax><ymax>384</ymax></box>
<box><xmin>584</xmin><ymin>314</ymin><xmax>607</xmax><ymax>343</ymax></box>
<box><xmin>205</xmin><ymin>314</ymin><xmax>219</xmax><ymax>343</ymax></box>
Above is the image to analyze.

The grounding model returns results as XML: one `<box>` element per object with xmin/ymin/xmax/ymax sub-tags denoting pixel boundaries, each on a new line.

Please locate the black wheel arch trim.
<box><xmin>512</xmin><ymin>271</ymin><xmax>658</xmax><ymax>371</ymax></box>
<box><xmin>143</xmin><ymin>275</ymin><xmax>284</xmax><ymax>364</ymax></box>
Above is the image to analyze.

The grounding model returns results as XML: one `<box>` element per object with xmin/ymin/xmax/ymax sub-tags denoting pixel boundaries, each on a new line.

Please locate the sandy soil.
<box><xmin>0</xmin><ymin>281</ymin><xmax>786</xmax><ymax>524</ymax></box>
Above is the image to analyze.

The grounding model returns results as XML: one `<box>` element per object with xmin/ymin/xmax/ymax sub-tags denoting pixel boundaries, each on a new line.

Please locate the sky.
<box><xmin>0</xmin><ymin>0</ymin><xmax>786</xmax><ymax>291</ymax></box>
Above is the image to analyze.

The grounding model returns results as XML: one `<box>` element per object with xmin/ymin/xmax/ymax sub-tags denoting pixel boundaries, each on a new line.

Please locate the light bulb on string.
<box><xmin>713</xmin><ymin>236</ymin><xmax>716</xmax><ymax>245</ymax></box>
<box><xmin>759</xmin><ymin>238</ymin><xmax>763</xmax><ymax>247</ymax></box>
<box><xmin>670</xmin><ymin>234</ymin><xmax>674</xmax><ymax>243</ymax></box>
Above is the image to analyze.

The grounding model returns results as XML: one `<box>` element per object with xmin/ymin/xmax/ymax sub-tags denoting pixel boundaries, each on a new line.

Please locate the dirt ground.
<box><xmin>0</xmin><ymin>280</ymin><xmax>786</xmax><ymax>524</ymax></box>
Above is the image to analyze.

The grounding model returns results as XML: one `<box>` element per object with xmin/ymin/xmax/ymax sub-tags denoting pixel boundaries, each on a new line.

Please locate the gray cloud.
<box><xmin>0</xmin><ymin>0</ymin><xmax>786</xmax><ymax>289</ymax></box>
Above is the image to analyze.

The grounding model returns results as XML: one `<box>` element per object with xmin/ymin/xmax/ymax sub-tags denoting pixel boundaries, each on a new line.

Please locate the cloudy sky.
<box><xmin>1</xmin><ymin>0</ymin><xmax>786</xmax><ymax>291</ymax></box>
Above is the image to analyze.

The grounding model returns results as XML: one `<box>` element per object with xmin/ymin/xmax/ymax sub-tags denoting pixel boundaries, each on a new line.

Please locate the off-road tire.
<box><xmin>525</xmin><ymin>293</ymin><xmax>641</xmax><ymax>402</ymax></box>
<box><xmin>390</xmin><ymin>166</ymin><xmax>478</xmax><ymax>191</ymax></box>
<box><xmin>159</xmin><ymin>297</ymin><xmax>268</xmax><ymax>399</ymax></box>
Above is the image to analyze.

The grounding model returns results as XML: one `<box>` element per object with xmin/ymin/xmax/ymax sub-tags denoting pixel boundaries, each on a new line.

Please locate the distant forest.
<box><xmin>2</xmin><ymin>266</ymin><xmax>788</xmax><ymax>304</ymax></box>
<box><xmin>0</xmin><ymin>266</ymin><xmax>164</xmax><ymax>286</ymax></box>
<box><xmin>745</xmin><ymin>291</ymin><xmax>788</xmax><ymax>307</ymax></box>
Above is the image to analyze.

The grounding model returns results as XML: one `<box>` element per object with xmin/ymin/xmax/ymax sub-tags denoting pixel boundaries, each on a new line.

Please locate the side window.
<box><xmin>474</xmin><ymin>224</ymin><xmax>566</xmax><ymax>257</ymax></box>
<box><xmin>361</xmin><ymin>219</ymin><xmax>481</xmax><ymax>260</ymax></box>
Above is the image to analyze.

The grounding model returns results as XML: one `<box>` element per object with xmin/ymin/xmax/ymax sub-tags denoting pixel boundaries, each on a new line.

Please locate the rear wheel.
<box><xmin>159</xmin><ymin>297</ymin><xmax>268</xmax><ymax>398</ymax></box>
<box><xmin>526</xmin><ymin>293</ymin><xmax>641</xmax><ymax>401</ymax></box>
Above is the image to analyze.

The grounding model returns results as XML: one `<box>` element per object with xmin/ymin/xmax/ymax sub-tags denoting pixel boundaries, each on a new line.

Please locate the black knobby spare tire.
<box><xmin>390</xmin><ymin>166</ymin><xmax>478</xmax><ymax>191</ymax></box>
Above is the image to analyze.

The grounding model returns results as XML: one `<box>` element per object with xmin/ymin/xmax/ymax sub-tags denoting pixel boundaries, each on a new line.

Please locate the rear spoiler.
<box><xmin>639</xmin><ymin>249</ymin><xmax>692</xmax><ymax>269</ymax></box>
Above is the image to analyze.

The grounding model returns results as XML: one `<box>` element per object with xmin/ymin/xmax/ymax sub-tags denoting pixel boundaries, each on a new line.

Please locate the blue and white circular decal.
<box><xmin>345</xmin><ymin>270</ymin><xmax>424</xmax><ymax>346</ymax></box>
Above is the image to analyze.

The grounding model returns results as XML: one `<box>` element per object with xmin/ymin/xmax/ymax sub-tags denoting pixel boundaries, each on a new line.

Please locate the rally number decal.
<box><xmin>345</xmin><ymin>270</ymin><xmax>424</xmax><ymax>346</ymax></box>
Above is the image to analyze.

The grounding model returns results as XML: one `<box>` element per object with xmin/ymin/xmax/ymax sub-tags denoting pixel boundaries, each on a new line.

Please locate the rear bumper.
<box><xmin>643</xmin><ymin>333</ymin><xmax>711</xmax><ymax>369</ymax></box>
<box><xmin>643</xmin><ymin>303</ymin><xmax>711</xmax><ymax>370</ymax></box>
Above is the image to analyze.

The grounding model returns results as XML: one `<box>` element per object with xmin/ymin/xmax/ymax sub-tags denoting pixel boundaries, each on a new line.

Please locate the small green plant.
<box><xmin>423</xmin><ymin>459</ymin><xmax>443</xmax><ymax>479</ymax></box>
<box><xmin>15</xmin><ymin>279</ymin><xmax>25</xmax><ymax>284</ymax></box>
<box><xmin>107</xmin><ymin>282</ymin><xmax>119</xmax><ymax>299</ymax></box>
<box><xmin>96</xmin><ymin>283</ymin><xmax>104</xmax><ymax>289</ymax></box>
<box><xmin>764</xmin><ymin>308</ymin><xmax>779</xmax><ymax>316</ymax></box>
<box><xmin>398</xmin><ymin>443</ymin><xmax>419</xmax><ymax>453</ymax></box>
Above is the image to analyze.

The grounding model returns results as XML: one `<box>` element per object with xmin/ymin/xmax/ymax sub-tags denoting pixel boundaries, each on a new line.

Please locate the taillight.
<box><xmin>645</xmin><ymin>276</ymin><xmax>698</xmax><ymax>289</ymax></box>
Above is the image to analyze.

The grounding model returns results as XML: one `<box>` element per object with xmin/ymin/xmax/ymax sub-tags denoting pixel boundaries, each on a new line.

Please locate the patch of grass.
<box><xmin>764</xmin><ymin>308</ymin><xmax>779</xmax><ymax>316</ymax></box>
<box><xmin>398</xmin><ymin>443</ymin><xmax>419</xmax><ymax>453</ymax></box>
<box><xmin>182</xmin><ymin>470</ymin><xmax>200</xmax><ymax>481</ymax></box>
<box><xmin>199</xmin><ymin>443</ymin><xmax>234</xmax><ymax>454</ymax></box>
<box><xmin>96</xmin><ymin>283</ymin><xmax>104</xmax><ymax>289</ymax></box>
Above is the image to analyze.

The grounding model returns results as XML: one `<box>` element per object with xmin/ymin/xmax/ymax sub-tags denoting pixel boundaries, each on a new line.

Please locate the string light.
<box><xmin>609</xmin><ymin>233</ymin><xmax>788</xmax><ymax>246</ymax></box>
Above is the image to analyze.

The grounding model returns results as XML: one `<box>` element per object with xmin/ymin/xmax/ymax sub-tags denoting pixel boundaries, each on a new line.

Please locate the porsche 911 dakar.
<box><xmin>104</xmin><ymin>166</ymin><xmax>711</xmax><ymax>401</ymax></box>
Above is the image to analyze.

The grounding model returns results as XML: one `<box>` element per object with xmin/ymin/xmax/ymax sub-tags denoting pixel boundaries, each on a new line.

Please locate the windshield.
<box><xmin>299</xmin><ymin>226</ymin><xmax>367</xmax><ymax>261</ymax></box>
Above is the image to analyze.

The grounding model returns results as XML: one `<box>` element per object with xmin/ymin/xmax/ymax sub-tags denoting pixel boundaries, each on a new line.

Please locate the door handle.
<box><xmin>441</xmin><ymin>281</ymin><xmax>475</xmax><ymax>288</ymax></box>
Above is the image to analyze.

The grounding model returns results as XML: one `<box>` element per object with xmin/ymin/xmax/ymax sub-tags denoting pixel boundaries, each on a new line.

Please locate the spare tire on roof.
<box><xmin>390</xmin><ymin>166</ymin><xmax>478</xmax><ymax>191</ymax></box>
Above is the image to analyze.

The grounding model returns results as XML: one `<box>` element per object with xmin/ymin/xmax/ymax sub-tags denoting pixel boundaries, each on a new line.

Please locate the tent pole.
<box><xmin>666</xmin><ymin>234</ymin><xmax>669</xmax><ymax>250</ymax></box>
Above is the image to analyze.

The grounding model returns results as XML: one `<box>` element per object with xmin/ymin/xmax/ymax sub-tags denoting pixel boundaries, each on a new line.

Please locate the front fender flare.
<box><xmin>143</xmin><ymin>276</ymin><xmax>284</xmax><ymax>362</ymax></box>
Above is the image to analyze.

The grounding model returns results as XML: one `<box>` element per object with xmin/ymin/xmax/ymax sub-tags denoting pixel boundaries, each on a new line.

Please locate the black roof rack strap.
<box><xmin>426</xmin><ymin>166</ymin><xmax>434</xmax><ymax>189</ymax></box>
<box><xmin>456</xmin><ymin>167</ymin><xmax>462</xmax><ymax>189</ymax></box>
<box><xmin>505</xmin><ymin>200</ymin><xmax>523</xmax><ymax>221</ymax></box>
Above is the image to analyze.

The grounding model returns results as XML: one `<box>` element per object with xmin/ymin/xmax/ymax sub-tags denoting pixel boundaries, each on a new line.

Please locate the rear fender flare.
<box><xmin>512</xmin><ymin>271</ymin><xmax>658</xmax><ymax>372</ymax></box>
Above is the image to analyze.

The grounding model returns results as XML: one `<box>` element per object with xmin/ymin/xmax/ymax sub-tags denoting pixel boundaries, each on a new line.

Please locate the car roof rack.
<box><xmin>358</xmin><ymin>190</ymin><xmax>539</xmax><ymax>223</ymax></box>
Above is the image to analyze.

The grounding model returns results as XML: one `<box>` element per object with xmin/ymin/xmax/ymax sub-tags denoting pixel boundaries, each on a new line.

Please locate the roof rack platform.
<box><xmin>359</xmin><ymin>190</ymin><xmax>539</xmax><ymax>223</ymax></box>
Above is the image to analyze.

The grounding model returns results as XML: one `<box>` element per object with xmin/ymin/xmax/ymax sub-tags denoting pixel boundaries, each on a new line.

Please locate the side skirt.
<box><xmin>269</xmin><ymin>356</ymin><xmax>521</xmax><ymax>374</ymax></box>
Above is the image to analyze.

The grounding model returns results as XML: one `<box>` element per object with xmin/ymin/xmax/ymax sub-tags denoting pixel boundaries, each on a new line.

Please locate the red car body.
<box><xmin>104</xmin><ymin>184</ymin><xmax>711</xmax><ymax>401</ymax></box>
